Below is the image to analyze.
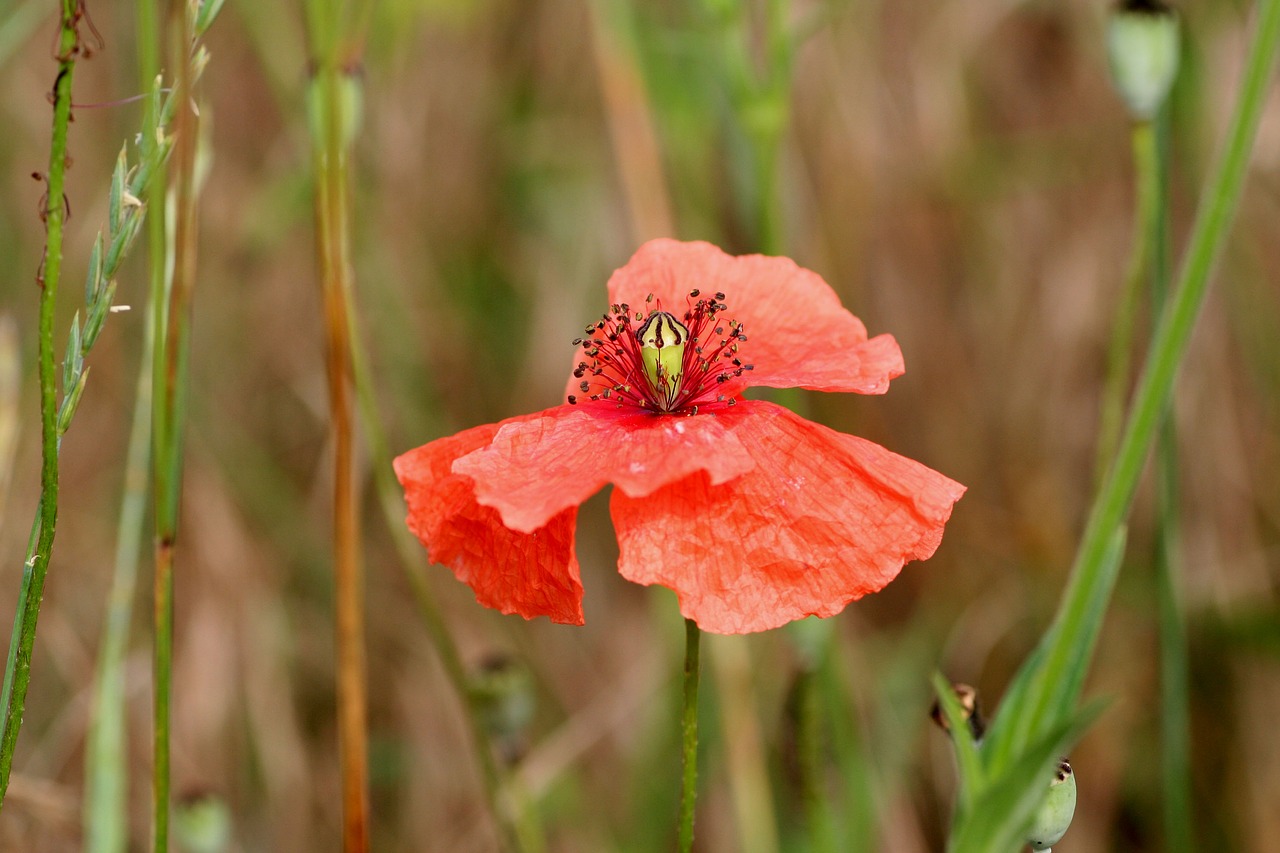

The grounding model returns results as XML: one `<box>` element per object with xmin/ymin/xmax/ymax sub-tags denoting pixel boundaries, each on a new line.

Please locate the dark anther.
<box><xmin>602</xmin><ymin>389</ymin><xmax>611</xmax><ymax>399</ymax></box>
<box><xmin>689</xmin><ymin>288</ymin><xmax>700</xmax><ymax>297</ymax></box>
<box><xmin>715</xmin><ymin>292</ymin><xmax>725</xmax><ymax>300</ymax></box>
<box><xmin>580</xmin><ymin>381</ymin><xmax>590</xmax><ymax>392</ymax></box>
<box><xmin>568</xmin><ymin>395</ymin><xmax>577</xmax><ymax>405</ymax></box>
<box><xmin>727</xmin><ymin>399</ymin><xmax>736</xmax><ymax>406</ymax></box>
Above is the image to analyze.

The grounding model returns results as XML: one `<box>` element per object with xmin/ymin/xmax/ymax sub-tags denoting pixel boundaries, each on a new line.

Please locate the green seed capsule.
<box><xmin>638</xmin><ymin>311</ymin><xmax>688</xmax><ymax>409</ymax></box>
<box><xmin>1106</xmin><ymin>0</ymin><xmax>1181</xmax><ymax>121</ymax></box>
<box><xmin>1027</xmin><ymin>757</ymin><xmax>1077</xmax><ymax>851</ymax></box>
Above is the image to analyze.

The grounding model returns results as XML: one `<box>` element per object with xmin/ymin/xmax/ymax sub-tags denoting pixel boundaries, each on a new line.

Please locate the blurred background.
<box><xmin>0</xmin><ymin>0</ymin><xmax>1278</xmax><ymax>850</ymax></box>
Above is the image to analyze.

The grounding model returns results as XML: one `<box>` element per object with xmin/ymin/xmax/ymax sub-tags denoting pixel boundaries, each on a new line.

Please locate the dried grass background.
<box><xmin>0</xmin><ymin>0</ymin><xmax>1278</xmax><ymax>850</ymax></box>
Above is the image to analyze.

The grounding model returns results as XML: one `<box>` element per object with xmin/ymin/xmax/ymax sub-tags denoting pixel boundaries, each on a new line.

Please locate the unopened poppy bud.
<box><xmin>173</xmin><ymin>790</ymin><xmax>232</xmax><ymax>853</ymax></box>
<box><xmin>1026</xmin><ymin>757</ymin><xmax>1077</xmax><ymax>851</ymax></box>
<box><xmin>639</xmin><ymin>311</ymin><xmax>688</xmax><ymax>407</ymax></box>
<box><xmin>1107</xmin><ymin>0</ymin><xmax>1180</xmax><ymax>121</ymax></box>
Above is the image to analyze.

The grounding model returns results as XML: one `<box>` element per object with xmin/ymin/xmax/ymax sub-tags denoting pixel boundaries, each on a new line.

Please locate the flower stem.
<box><xmin>0</xmin><ymin>0</ymin><xmax>80</xmax><ymax>810</ymax></box>
<box><xmin>1095</xmin><ymin>121</ymin><xmax>1158</xmax><ymax>483</ymax></box>
<box><xmin>1149</xmin><ymin>111</ymin><xmax>1194</xmax><ymax>853</ymax></box>
<box><xmin>679</xmin><ymin>618</ymin><xmax>702</xmax><ymax>853</ymax></box>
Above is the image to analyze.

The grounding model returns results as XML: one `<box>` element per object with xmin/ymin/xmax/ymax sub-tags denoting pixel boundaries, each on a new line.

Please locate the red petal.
<box><xmin>453</xmin><ymin>403</ymin><xmax>756</xmax><ymax>534</ymax></box>
<box><xmin>611</xmin><ymin>401</ymin><xmax>964</xmax><ymax>634</ymax></box>
<box><xmin>394</xmin><ymin>415</ymin><xmax>584</xmax><ymax>625</ymax></box>
<box><xmin>603</xmin><ymin>239</ymin><xmax>904</xmax><ymax>395</ymax></box>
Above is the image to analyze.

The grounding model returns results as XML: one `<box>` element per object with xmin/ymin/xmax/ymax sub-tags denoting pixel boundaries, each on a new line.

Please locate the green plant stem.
<box><xmin>152</xmin><ymin>3</ymin><xmax>201</xmax><ymax>849</ymax></box>
<box><xmin>85</xmin><ymin>316</ymin><xmax>153</xmax><ymax>853</ymax></box>
<box><xmin>996</xmin><ymin>0</ymin><xmax>1280</xmax><ymax>764</ymax></box>
<box><xmin>708</xmin><ymin>635</ymin><xmax>779</xmax><ymax>853</ymax></box>
<box><xmin>1149</xmin><ymin>110</ymin><xmax>1194</xmax><ymax>853</ymax></box>
<box><xmin>796</xmin><ymin>665</ymin><xmax>837</xmax><ymax>853</ymax></box>
<box><xmin>1095</xmin><ymin>122</ymin><xmax>1158</xmax><ymax>483</ymax></box>
<box><xmin>0</xmin><ymin>0</ymin><xmax>80</xmax><ymax>809</ymax></box>
<box><xmin>678</xmin><ymin>618</ymin><xmax>702</xmax><ymax>853</ymax></box>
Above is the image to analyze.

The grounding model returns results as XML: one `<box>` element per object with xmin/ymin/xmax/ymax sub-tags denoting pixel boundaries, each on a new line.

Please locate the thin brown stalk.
<box><xmin>312</xmin><ymin>61</ymin><xmax>370</xmax><ymax>852</ymax></box>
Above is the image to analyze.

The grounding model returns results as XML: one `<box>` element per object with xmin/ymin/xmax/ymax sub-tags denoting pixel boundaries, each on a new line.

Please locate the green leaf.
<box><xmin>932</xmin><ymin>672</ymin><xmax>984</xmax><ymax>820</ymax></box>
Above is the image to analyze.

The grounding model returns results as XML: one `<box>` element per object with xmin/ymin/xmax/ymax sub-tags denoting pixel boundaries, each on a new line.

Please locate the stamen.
<box><xmin>566</xmin><ymin>293</ymin><xmax>753</xmax><ymax>414</ymax></box>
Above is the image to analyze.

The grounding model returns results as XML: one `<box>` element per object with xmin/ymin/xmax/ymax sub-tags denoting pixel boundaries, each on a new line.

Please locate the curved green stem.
<box><xmin>0</xmin><ymin>0</ymin><xmax>81</xmax><ymax>809</ymax></box>
<box><xmin>679</xmin><ymin>618</ymin><xmax>702</xmax><ymax>853</ymax></box>
<box><xmin>1149</xmin><ymin>111</ymin><xmax>1194</xmax><ymax>853</ymax></box>
<box><xmin>1095</xmin><ymin>122</ymin><xmax>1158</xmax><ymax>483</ymax></box>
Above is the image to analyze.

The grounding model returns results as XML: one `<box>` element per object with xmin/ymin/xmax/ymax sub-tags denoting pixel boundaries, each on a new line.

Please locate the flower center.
<box><xmin>568</xmin><ymin>290</ymin><xmax>752</xmax><ymax>415</ymax></box>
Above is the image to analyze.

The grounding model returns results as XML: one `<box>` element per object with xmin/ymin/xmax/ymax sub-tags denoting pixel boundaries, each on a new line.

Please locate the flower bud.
<box><xmin>1107</xmin><ymin>0</ymin><xmax>1181</xmax><ymax>121</ymax></box>
<box><xmin>639</xmin><ymin>311</ymin><xmax>688</xmax><ymax>407</ymax></box>
<box><xmin>1027</xmin><ymin>757</ymin><xmax>1077</xmax><ymax>851</ymax></box>
<box><xmin>174</xmin><ymin>790</ymin><xmax>232</xmax><ymax>853</ymax></box>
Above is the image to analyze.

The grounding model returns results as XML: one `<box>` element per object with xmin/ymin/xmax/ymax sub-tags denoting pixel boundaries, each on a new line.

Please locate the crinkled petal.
<box><xmin>453</xmin><ymin>403</ymin><xmax>755</xmax><ymax>534</ymax></box>
<box><xmin>611</xmin><ymin>401</ymin><xmax>965</xmax><ymax>634</ymax></box>
<box><xmin>602</xmin><ymin>239</ymin><xmax>904</xmax><ymax>395</ymax></box>
<box><xmin>394</xmin><ymin>414</ymin><xmax>584</xmax><ymax>625</ymax></box>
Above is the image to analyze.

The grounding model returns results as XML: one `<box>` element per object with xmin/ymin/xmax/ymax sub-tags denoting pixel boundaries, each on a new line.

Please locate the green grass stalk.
<box><xmin>707</xmin><ymin>635</ymin><xmax>780</xmax><ymax>853</ymax></box>
<box><xmin>82</xmin><ymin>5</ymin><xmax>163</xmax><ymax>851</ymax></box>
<box><xmin>678</xmin><ymin>618</ymin><xmax>702</xmax><ymax>853</ymax></box>
<box><xmin>1095</xmin><ymin>122</ymin><xmax>1158</xmax><ymax>482</ymax></box>
<box><xmin>0</xmin><ymin>0</ymin><xmax>83</xmax><ymax>808</ymax></box>
<box><xmin>85</xmin><ymin>316</ymin><xmax>153</xmax><ymax>853</ymax></box>
<box><xmin>795</xmin><ymin>665</ymin><xmax>837</xmax><ymax>853</ymax></box>
<box><xmin>152</xmin><ymin>0</ymin><xmax>217</xmax><ymax>846</ymax></box>
<box><xmin>982</xmin><ymin>0</ymin><xmax>1280</xmax><ymax>790</ymax></box>
<box><xmin>1149</xmin><ymin>110</ymin><xmax>1194</xmax><ymax>853</ymax></box>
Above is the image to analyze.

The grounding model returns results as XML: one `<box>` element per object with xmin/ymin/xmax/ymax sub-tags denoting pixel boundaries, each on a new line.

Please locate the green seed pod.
<box><xmin>174</xmin><ymin>790</ymin><xmax>232</xmax><ymax>853</ymax></box>
<box><xmin>638</xmin><ymin>311</ymin><xmax>689</xmax><ymax>409</ymax></box>
<box><xmin>1106</xmin><ymin>0</ymin><xmax>1181</xmax><ymax>121</ymax></box>
<box><xmin>1027</xmin><ymin>757</ymin><xmax>1077</xmax><ymax>851</ymax></box>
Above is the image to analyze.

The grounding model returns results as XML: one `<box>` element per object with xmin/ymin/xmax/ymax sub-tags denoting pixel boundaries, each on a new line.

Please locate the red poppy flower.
<box><xmin>394</xmin><ymin>239</ymin><xmax>964</xmax><ymax>634</ymax></box>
